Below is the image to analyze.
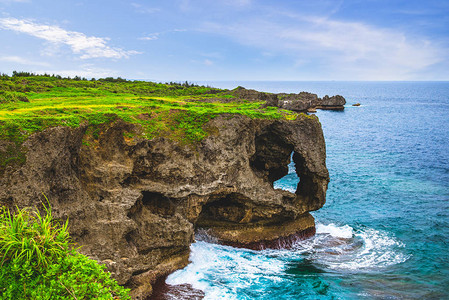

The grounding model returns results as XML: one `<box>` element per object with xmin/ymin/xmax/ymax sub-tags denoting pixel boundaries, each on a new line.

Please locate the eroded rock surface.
<box><xmin>0</xmin><ymin>114</ymin><xmax>329</xmax><ymax>298</ymax></box>
<box><xmin>316</xmin><ymin>95</ymin><xmax>346</xmax><ymax>110</ymax></box>
<box><xmin>232</xmin><ymin>87</ymin><xmax>346</xmax><ymax>111</ymax></box>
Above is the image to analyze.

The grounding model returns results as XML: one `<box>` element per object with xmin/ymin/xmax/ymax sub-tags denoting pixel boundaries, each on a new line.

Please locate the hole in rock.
<box><xmin>250</xmin><ymin>131</ymin><xmax>293</xmax><ymax>184</ymax></box>
<box><xmin>273</xmin><ymin>152</ymin><xmax>300</xmax><ymax>193</ymax></box>
<box><xmin>250</xmin><ymin>130</ymin><xmax>303</xmax><ymax>194</ymax></box>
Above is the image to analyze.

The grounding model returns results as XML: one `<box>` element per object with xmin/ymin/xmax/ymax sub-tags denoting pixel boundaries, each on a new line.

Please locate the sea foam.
<box><xmin>166</xmin><ymin>223</ymin><xmax>410</xmax><ymax>299</ymax></box>
<box><xmin>297</xmin><ymin>223</ymin><xmax>410</xmax><ymax>271</ymax></box>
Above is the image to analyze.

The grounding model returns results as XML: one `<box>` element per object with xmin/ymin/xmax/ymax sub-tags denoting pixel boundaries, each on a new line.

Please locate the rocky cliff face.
<box><xmin>0</xmin><ymin>113</ymin><xmax>329</xmax><ymax>299</ymax></box>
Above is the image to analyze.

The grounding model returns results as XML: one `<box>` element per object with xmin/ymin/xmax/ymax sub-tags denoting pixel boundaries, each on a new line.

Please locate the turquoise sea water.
<box><xmin>167</xmin><ymin>82</ymin><xmax>449</xmax><ymax>299</ymax></box>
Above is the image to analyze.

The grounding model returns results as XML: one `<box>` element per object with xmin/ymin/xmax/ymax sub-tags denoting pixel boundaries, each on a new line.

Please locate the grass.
<box><xmin>0</xmin><ymin>73</ymin><xmax>300</xmax><ymax>171</ymax></box>
<box><xmin>0</xmin><ymin>201</ymin><xmax>69</xmax><ymax>269</ymax></box>
<box><xmin>0</xmin><ymin>199</ymin><xmax>130</xmax><ymax>299</ymax></box>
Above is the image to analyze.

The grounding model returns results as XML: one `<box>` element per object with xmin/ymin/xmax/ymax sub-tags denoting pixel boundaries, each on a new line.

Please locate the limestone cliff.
<box><xmin>0</xmin><ymin>113</ymin><xmax>329</xmax><ymax>298</ymax></box>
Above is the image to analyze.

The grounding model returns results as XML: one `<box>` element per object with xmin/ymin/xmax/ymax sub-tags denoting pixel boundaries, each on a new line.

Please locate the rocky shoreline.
<box><xmin>231</xmin><ymin>86</ymin><xmax>346</xmax><ymax>112</ymax></box>
<box><xmin>0</xmin><ymin>89</ymin><xmax>334</xmax><ymax>298</ymax></box>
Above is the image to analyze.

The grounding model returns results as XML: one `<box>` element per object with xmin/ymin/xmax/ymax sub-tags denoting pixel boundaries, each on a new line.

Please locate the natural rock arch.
<box><xmin>0</xmin><ymin>114</ymin><xmax>329</xmax><ymax>298</ymax></box>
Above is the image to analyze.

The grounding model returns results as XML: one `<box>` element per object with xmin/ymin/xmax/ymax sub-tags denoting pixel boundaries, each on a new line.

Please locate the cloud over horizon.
<box><xmin>0</xmin><ymin>55</ymin><xmax>50</xmax><ymax>66</ymax></box>
<box><xmin>199</xmin><ymin>12</ymin><xmax>446</xmax><ymax>80</ymax></box>
<box><xmin>0</xmin><ymin>17</ymin><xmax>139</xmax><ymax>59</ymax></box>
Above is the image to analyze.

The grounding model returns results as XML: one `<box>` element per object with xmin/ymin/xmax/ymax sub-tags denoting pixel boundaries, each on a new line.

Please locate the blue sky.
<box><xmin>0</xmin><ymin>0</ymin><xmax>448</xmax><ymax>81</ymax></box>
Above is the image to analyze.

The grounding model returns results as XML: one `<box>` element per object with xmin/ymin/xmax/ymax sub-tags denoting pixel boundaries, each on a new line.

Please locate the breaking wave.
<box><xmin>166</xmin><ymin>223</ymin><xmax>410</xmax><ymax>299</ymax></box>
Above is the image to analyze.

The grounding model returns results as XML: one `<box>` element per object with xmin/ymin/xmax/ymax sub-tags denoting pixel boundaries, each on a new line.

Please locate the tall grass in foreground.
<box><xmin>0</xmin><ymin>203</ymin><xmax>130</xmax><ymax>299</ymax></box>
<box><xmin>0</xmin><ymin>204</ymin><xmax>69</xmax><ymax>268</ymax></box>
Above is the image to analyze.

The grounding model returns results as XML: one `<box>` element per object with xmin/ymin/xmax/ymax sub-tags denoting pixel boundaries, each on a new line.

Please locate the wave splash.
<box><xmin>294</xmin><ymin>223</ymin><xmax>410</xmax><ymax>270</ymax></box>
<box><xmin>166</xmin><ymin>223</ymin><xmax>410</xmax><ymax>299</ymax></box>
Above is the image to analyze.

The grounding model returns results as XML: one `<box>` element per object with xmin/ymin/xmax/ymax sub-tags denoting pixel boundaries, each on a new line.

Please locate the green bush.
<box><xmin>0</xmin><ymin>203</ymin><xmax>130</xmax><ymax>299</ymax></box>
<box><xmin>0</xmin><ymin>91</ymin><xmax>29</xmax><ymax>103</ymax></box>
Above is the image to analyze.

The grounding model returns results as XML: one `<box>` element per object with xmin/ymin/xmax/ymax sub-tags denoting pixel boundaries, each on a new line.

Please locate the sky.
<box><xmin>0</xmin><ymin>0</ymin><xmax>448</xmax><ymax>81</ymax></box>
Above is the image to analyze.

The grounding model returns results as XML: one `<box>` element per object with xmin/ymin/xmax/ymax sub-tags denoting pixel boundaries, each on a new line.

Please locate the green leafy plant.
<box><xmin>0</xmin><ymin>202</ymin><xmax>69</xmax><ymax>269</ymax></box>
<box><xmin>0</xmin><ymin>201</ymin><xmax>130</xmax><ymax>299</ymax></box>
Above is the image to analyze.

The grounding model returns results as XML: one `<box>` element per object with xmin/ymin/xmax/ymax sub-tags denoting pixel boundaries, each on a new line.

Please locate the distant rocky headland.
<box><xmin>0</xmin><ymin>74</ymin><xmax>345</xmax><ymax>298</ymax></box>
<box><xmin>226</xmin><ymin>86</ymin><xmax>345</xmax><ymax>112</ymax></box>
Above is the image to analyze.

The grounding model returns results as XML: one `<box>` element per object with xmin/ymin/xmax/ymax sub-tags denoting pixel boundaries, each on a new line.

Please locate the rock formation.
<box><xmin>232</xmin><ymin>87</ymin><xmax>346</xmax><ymax>111</ymax></box>
<box><xmin>0</xmin><ymin>113</ymin><xmax>329</xmax><ymax>298</ymax></box>
<box><xmin>316</xmin><ymin>95</ymin><xmax>346</xmax><ymax>110</ymax></box>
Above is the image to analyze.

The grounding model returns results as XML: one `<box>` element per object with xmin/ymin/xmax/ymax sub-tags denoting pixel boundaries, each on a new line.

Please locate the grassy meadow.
<box><xmin>0</xmin><ymin>73</ymin><xmax>300</xmax><ymax>172</ymax></box>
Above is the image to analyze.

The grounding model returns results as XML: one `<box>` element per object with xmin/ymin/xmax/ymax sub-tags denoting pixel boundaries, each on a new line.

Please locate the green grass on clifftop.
<box><xmin>0</xmin><ymin>73</ymin><xmax>299</xmax><ymax>170</ymax></box>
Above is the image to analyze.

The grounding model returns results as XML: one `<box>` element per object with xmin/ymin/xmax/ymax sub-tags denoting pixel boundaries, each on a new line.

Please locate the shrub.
<box><xmin>0</xmin><ymin>91</ymin><xmax>29</xmax><ymax>103</ymax></box>
<box><xmin>0</xmin><ymin>203</ymin><xmax>130</xmax><ymax>299</ymax></box>
<box><xmin>0</xmin><ymin>204</ymin><xmax>69</xmax><ymax>269</ymax></box>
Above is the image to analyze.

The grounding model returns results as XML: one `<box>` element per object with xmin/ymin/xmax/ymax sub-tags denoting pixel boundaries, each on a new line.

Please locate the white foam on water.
<box><xmin>166</xmin><ymin>241</ymin><xmax>287</xmax><ymax>299</ymax></box>
<box><xmin>316</xmin><ymin>223</ymin><xmax>354</xmax><ymax>239</ymax></box>
<box><xmin>296</xmin><ymin>223</ymin><xmax>410</xmax><ymax>271</ymax></box>
<box><xmin>274</xmin><ymin>185</ymin><xmax>296</xmax><ymax>193</ymax></box>
<box><xmin>273</xmin><ymin>179</ymin><xmax>296</xmax><ymax>193</ymax></box>
<box><xmin>287</xmin><ymin>159</ymin><xmax>296</xmax><ymax>174</ymax></box>
<box><xmin>166</xmin><ymin>223</ymin><xmax>410</xmax><ymax>298</ymax></box>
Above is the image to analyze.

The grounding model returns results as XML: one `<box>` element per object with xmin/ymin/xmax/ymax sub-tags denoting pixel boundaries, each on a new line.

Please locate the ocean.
<box><xmin>166</xmin><ymin>81</ymin><xmax>449</xmax><ymax>299</ymax></box>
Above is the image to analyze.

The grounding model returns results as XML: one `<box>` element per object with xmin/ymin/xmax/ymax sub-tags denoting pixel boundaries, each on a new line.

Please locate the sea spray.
<box><xmin>295</xmin><ymin>223</ymin><xmax>410</xmax><ymax>271</ymax></box>
<box><xmin>167</xmin><ymin>223</ymin><xmax>409</xmax><ymax>299</ymax></box>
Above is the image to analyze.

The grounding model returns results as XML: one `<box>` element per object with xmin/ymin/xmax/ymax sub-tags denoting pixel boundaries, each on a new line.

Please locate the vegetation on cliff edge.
<box><xmin>0</xmin><ymin>73</ymin><xmax>300</xmax><ymax>170</ymax></box>
<box><xmin>0</xmin><ymin>202</ymin><xmax>131</xmax><ymax>299</ymax></box>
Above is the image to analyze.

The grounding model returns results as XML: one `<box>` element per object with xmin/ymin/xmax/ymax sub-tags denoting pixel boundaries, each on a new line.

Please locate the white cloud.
<box><xmin>139</xmin><ymin>34</ymin><xmax>159</xmax><ymax>41</ymax></box>
<box><xmin>0</xmin><ymin>17</ymin><xmax>140</xmax><ymax>59</ymax></box>
<box><xmin>204</xmin><ymin>59</ymin><xmax>213</xmax><ymax>66</ymax></box>
<box><xmin>0</xmin><ymin>55</ymin><xmax>50</xmax><ymax>66</ymax></box>
<box><xmin>35</xmin><ymin>65</ymin><xmax>118</xmax><ymax>78</ymax></box>
<box><xmin>139</xmin><ymin>29</ymin><xmax>186</xmax><ymax>41</ymax></box>
<box><xmin>199</xmin><ymin>14</ymin><xmax>446</xmax><ymax>80</ymax></box>
<box><xmin>280</xmin><ymin>17</ymin><xmax>440</xmax><ymax>69</ymax></box>
<box><xmin>131</xmin><ymin>3</ymin><xmax>161</xmax><ymax>14</ymax></box>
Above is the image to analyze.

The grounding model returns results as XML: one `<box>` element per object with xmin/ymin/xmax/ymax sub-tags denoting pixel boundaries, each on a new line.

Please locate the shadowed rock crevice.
<box><xmin>250</xmin><ymin>125</ymin><xmax>318</xmax><ymax>201</ymax></box>
<box><xmin>197</xmin><ymin>192</ymin><xmax>251</xmax><ymax>224</ymax></box>
<box><xmin>126</xmin><ymin>192</ymin><xmax>193</xmax><ymax>256</ymax></box>
<box><xmin>140</xmin><ymin>191</ymin><xmax>177</xmax><ymax>217</ymax></box>
<box><xmin>250</xmin><ymin>130</ymin><xmax>293</xmax><ymax>184</ymax></box>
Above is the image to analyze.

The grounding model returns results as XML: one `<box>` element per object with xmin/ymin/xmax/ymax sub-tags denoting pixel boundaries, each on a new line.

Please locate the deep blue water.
<box><xmin>167</xmin><ymin>82</ymin><xmax>449</xmax><ymax>299</ymax></box>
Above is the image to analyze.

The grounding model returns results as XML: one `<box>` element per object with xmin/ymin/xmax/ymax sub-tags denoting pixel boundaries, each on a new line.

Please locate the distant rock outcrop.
<box><xmin>232</xmin><ymin>87</ymin><xmax>346</xmax><ymax>112</ymax></box>
<box><xmin>277</xmin><ymin>92</ymin><xmax>319</xmax><ymax>112</ymax></box>
<box><xmin>232</xmin><ymin>86</ymin><xmax>278</xmax><ymax>106</ymax></box>
<box><xmin>316</xmin><ymin>95</ymin><xmax>346</xmax><ymax>110</ymax></box>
